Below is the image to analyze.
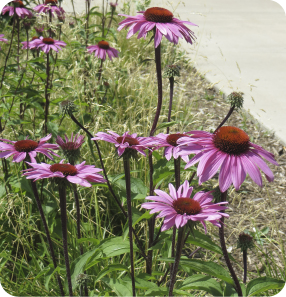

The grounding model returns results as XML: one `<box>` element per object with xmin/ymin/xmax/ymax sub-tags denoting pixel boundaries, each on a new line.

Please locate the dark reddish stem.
<box><xmin>58</xmin><ymin>185</ymin><xmax>73</xmax><ymax>296</ymax></box>
<box><xmin>150</xmin><ymin>43</ymin><xmax>162</xmax><ymax>136</ymax></box>
<box><xmin>72</xmin><ymin>184</ymin><xmax>88</xmax><ymax>296</ymax></box>
<box><xmin>44</xmin><ymin>52</ymin><xmax>50</xmax><ymax>134</ymax></box>
<box><xmin>98</xmin><ymin>59</ymin><xmax>103</xmax><ymax>81</ymax></box>
<box><xmin>25</xmin><ymin>164</ymin><xmax>64</xmax><ymax>296</ymax></box>
<box><xmin>147</xmin><ymin>42</ymin><xmax>163</xmax><ymax>275</ymax></box>
<box><xmin>170</xmin><ymin>157</ymin><xmax>180</xmax><ymax>273</ymax></box>
<box><xmin>214</xmin><ymin>106</ymin><xmax>235</xmax><ymax>133</ymax></box>
<box><xmin>123</xmin><ymin>155</ymin><xmax>136</xmax><ymax>296</ymax></box>
<box><xmin>219</xmin><ymin>190</ymin><xmax>242</xmax><ymax>296</ymax></box>
<box><xmin>0</xmin><ymin>10</ymin><xmax>16</xmax><ymax>90</ymax></box>
<box><xmin>169</xmin><ymin>226</ymin><xmax>186</xmax><ymax>296</ymax></box>
<box><xmin>243</xmin><ymin>250</ymin><xmax>247</xmax><ymax>283</ymax></box>
<box><xmin>167</xmin><ymin>77</ymin><xmax>174</xmax><ymax>134</ymax></box>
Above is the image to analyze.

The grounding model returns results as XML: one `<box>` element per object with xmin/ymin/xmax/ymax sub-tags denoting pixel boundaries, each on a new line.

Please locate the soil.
<box><xmin>179</xmin><ymin>66</ymin><xmax>286</xmax><ymax>283</ymax></box>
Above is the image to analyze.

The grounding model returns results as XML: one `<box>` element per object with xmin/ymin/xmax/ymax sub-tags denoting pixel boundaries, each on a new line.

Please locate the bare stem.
<box><xmin>147</xmin><ymin>42</ymin><xmax>163</xmax><ymax>274</ymax></box>
<box><xmin>44</xmin><ymin>53</ymin><xmax>50</xmax><ymax>134</ymax></box>
<box><xmin>58</xmin><ymin>185</ymin><xmax>73</xmax><ymax>296</ymax></box>
<box><xmin>0</xmin><ymin>11</ymin><xmax>16</xmax><ymax>90</ymax></box>
<box><xmin>150</xmin><ymin>43</ymin><xmax>162</xmax><ymax>136</ymax></box>
<box><xmin>166</xmin><ymin>77</ymin><xmax>174</xmax><ymax>134</ymax></box>
<box><xmin>25</xmin><ymin>164</ymin><xmax>64</xmax><ymax>296</ymax></box>
<box><xmin>169</xmin><ymin>226</ymin><xmax>186</xmax><ymax>296</ymax></box>
<box><xmin>214</xmin><ymin>106</ymin><xmax>235</xmax><ymax>133</ymax></box>
<box><xmin>243</xmin><ymin>250</ymin><xmax>247</xmax><ymax>284</ymax></box>
<box><xmin>123</xmin><ymin>155</ymin><xmax>136</xmax><ymax>296</ymax></box>
<box><xmin>219</xmin><ymin>190</ymin><xmax>242</xmax><ymax>296</ymax></box>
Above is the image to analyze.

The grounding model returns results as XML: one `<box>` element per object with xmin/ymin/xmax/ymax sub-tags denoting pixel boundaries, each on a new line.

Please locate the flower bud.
<box><xmin>59</xmin><ymin>100</ymin><xmax>77</xmax><ymax>115</ymax></box>
<box><xmin>237</xmin><ymin>232</ymin><xmax>254</xmax><ymax>251</ymax></box>
<box><xmin>227</xmin><ymin>91</ymin><xmax>244</xmax><ymax>110</ymax></box>
<box><xmin>163</xmin><ymin>64</ymin><xmax>180</xmax><ymax>78</ymax></box>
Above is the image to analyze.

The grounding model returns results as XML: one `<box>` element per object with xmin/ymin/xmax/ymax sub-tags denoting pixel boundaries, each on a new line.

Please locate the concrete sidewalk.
<box><xmin>62</xmin><ymin>0</ymin><xmax>286</xmax><ymax>145</ymax></box>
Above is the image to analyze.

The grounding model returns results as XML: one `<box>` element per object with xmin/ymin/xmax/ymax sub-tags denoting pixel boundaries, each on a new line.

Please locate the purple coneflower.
<box><xmin>153</xmin><ymin>132</ymin><xmax>202</xmax><ymax>163</ymax></box>
<box><xmin>0</xmin><ymin>134</ymin><xmax>59</xmax><ymax>163</ymax></box>
<box><xmin>2</xmin><ymin>0</ymin><xmax>34</xmax><ymax>18</ymax></box>
<box><xmin>92</xmin><ymin>131</ymin><xmax>153</xmax><ymax>157</ymax></box>
<box><xmin>34</xmin><ymin>36</ymin><xmax>66</xmax><ymax>53</ymax></box>
<box><xmin>118</xmin><ymin>7</ymin><xmax>197</xmax><ymax>48</ymax></box>
<box><xmin>56</xmin><ymin>133</ymin><xmax>85</xmax><ymax>164</ymax></box>
<box><xmin>34</xmin><ymin>0</ymin><xmax>65</xmax><ymax>18</ymax></box>
<box><xmin>0</xmin><ymin>34</ymin><xmax>8</xmax><ymax>50</ymax></box>
<box><xmin>21</xmin><ymin>36</ymin><xmax>39</xmax><ymax>49</ymax></box>
<box><xmin>142</xmin><ymin>180</ymin><xmax>229</xmax><ymax>233</ymax></box>
<box><xmin>87</xmin><ymin>40</ymin><xmax>119</xmax><ymax>61</ymax></box>
<box><xmin>179</xmin><ymin>126</ymin><xmax>279</xmax><ymax>192</ymax></box>
<box><xmin>23</xmin><ymin>160</ymin><xmax>106</xmax><ymax>187</ymax></box>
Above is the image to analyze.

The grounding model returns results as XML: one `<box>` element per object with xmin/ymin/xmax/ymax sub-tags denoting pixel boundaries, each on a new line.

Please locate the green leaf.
<box><xmin>145</xmin><ymin>287</ymin><xmax>192</xmax><ymax>296</ymax></box>
<box><xmin>93</xmin><ymin>236</ymin><xmax>139</xmax><ymax>260</ymax></box>
<box><xmin>155</xmin><ymin>121</ymin><xmax>177</xmax><ymax>131</ymax></box>
<box><xmin>101</xmin><ymin>277</ymin><xmax>133</xmax><ymax>297</ymax></box>
<box><xmin>77</xmin><ymin>238</ymin><xmax>100</xmax><ymax>246</ymax></box>
<box><xmin>179</xmin><ymin>274</ymin><xmax>223</xmax><ymax>296</ymax></box>
<box><xmin>94</xmin><ymin>264</ymin><xmax>129</xmax><ymax>283</ymax></box>
<box><xmin>223</xmin><ymin>283</ymin><xmax>246</xmax><ymax>297</ymax></box>
<box><xmin>186</xmin><ymin>230</ymin><xmax>228</xmax><ymax>258</ymax></box>
<box><xmin>44</xmin><ymin>266</ymin><xmax>60</xmax><ymax>291</ymax></box>
<box><xmin>28</xmin><ymin>65</ymin><xmax>47</xmax><ymax>80</ymax></box>
<box><xmin>159</xmin><ymin>258</ymin><xmax>234</xmax><ymax>285</ymax></box>
<box><xmin>246</xmin><ymin>277</ymin><xmax>285</xmax><ymax>296</ymax></box>
<box><xmin>69</xmin><ymin>249</ymin><xmax>98</xmax><ymax>290</ymax></box>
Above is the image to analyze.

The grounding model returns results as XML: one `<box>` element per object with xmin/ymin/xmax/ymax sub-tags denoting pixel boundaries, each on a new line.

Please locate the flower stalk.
<box><xmin>219</xmin><ymin>190</ymin><xmax>242</xmax><ymax>296</ymax></box>
<box><xmin>167</xmin><ymin>76</ymin><xmax>174</xmax><ymax>134</ymax></box>
<box><xmin>169</xmin><ymin>225</ymin><xmax>186</xmax><ymax>296</ymax></box>
<box><xmin>147</xmin><ymin>40</ymin><xmax>163</xmax><ymax>274</ymax></box>
<box><xmin>58</xmin><ymin>184</ymin><xmax>73</xmax><ymax>296</ymax></box>
<box><xmin>44</xmin><ymin>52</ymin><xmax>50</xmax><ymax>134</ymax></box>
<box><xmin>123</xmin><ymin>155</ymin><xmax>136</xmax><ymax>297</ymax></box>
<box><xmin>0</xmin><ymin>9</ymin><xmax>16</xmax><ymax>90</ymax></box>
<box><xmin>243</xmin><ymin>250</ymin><xmax>247</xmax><ymax>284</ymax></box>
<box><xmin>25</xmin><ymin>163</ymin><xmax>64</xmax><ymax>296</ymax></box>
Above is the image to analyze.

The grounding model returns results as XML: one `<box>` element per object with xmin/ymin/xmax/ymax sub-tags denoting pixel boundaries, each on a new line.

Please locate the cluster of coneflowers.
<box><xmin>0</xmin><ymin>1</ymin><xmax>279</xmax><ymax>297</ymax></box>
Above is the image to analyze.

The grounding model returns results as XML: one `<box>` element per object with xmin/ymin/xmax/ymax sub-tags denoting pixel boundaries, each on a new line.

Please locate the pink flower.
<box><xmin>178</xmin><ymin>127</ymin><xmax>279</xmax><ymax>192</ymax></box>
<box><xmin>153</xmin><ymin>132</ymin><xmax>202</xmax><ymax>162</ymax></box>
<box><xmin>34</xmin><ymin>36</ymin><xmax>66</xmax><ymax>53</ymax></box>
<box><xmin>92</xmin><ymin>131</ymin><xmax>154</xmax><ymax>157</ymax></box>
<box><xmin>142</xmin><ymin>180</ymin><xmax>229</xmax><ymax>233</ymax></box>
<box><xmin>118</xmin><ymin>7</ymin><xmax>197</xmax><ymax>48</ymax></box>
<box><xmin>56</xmin><ymin>133</ymin><xmax>85</xmax><ymax>151</ymax></box>
<box><xmin>0</xmin><ymin>134</ymin><xmax>60</xmax><ymax>163</ymax></box>
<box><xmin>56</xmin><ymin>133</ymin><xmax>85</xmax><ymax>164</ymax></box>
<box><xmin>34</xmin><ymin>0</ymin><xmax>65</xmax><ymax>18</ymax></box>
<box><xmin>87</xmin><ymin>40</ymin><xmax>119</xmax><ymax>61</ymax></box>
<box><xmin>21</xmin><ymin>36</ymin><xmax>40</xmax><ymax>49</ymax></box>
<box><xmin>0</xmin><ymin>34</ymin><xmax>8</xmax><ymax>51</ymax></box>
<box><xmin>2</xmin><ymin>1</ymin><xmax>34</xmax><ymax>19</ymax></box>
<box><xmin>23</xmin><ymin>160</ymin><xmax>106</xmax><ymax>187</ymax></box>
